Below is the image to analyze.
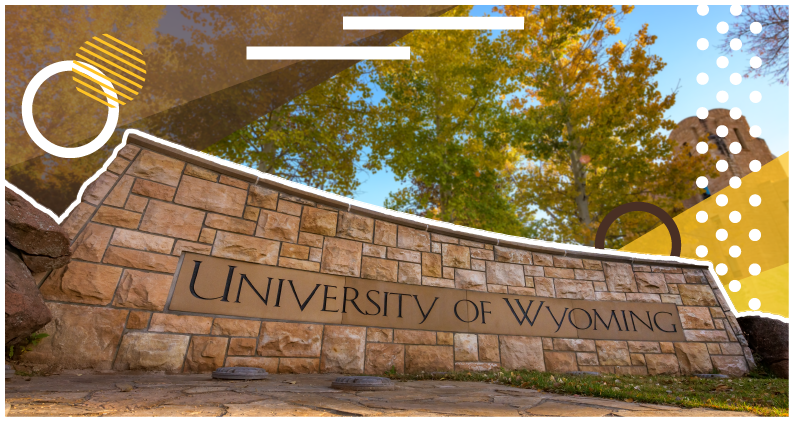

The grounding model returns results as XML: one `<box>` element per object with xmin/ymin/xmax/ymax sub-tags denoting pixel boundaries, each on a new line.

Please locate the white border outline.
<box><xmin>5</xmin><ymin>128</ymin><xmax>786</xmax><ymax>323</ymax></box>
<box><xmin>342</xmin><ymin>16</ymin><xmax>525</xmax><ymax>30</ymax></box>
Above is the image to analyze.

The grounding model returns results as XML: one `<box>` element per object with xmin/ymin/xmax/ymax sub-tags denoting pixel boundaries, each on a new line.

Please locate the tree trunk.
<box><xmin>566</xmin><ymin>122</ymin><xmax>592</xmax><ymax>244</ymax></box>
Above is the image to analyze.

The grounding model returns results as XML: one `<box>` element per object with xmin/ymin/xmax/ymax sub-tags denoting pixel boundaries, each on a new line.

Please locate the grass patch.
<box><xmin>385</xmin><ymin>369</ymin><xmax>788</xmax><ymax>417</ymax></box>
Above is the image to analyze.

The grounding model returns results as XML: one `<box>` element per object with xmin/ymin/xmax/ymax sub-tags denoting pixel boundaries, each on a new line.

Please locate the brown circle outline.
<box><xmin>594</xmin><ymin>202</ymin><xmax>682</xmax><ymax>257</ymax></box>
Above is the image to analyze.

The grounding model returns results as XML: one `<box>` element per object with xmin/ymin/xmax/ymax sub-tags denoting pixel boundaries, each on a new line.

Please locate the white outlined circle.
<box><xmin>22</xmin><ymin>60</ymin><xmax>119</xmax><ymax>159</ymax></box>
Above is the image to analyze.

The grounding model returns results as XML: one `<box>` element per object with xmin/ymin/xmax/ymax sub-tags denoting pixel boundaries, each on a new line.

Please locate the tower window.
<box><xmin>734</xmin><ymin>128</ymin><xmax>750</xmax><ymax>151</ymax></box>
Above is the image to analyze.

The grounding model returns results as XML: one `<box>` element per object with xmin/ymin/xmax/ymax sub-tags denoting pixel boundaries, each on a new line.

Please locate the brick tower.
<box><xmin>669</xmin><ymin>108</ymin><xmax>776</xmax><ymax>209</ymax></box>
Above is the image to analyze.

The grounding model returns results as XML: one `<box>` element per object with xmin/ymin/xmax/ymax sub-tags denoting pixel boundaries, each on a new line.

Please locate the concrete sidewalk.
<box><xmin>5</xmin><ymin>372</ymin><xmax>752</xmax><ymax>417</ymax></box>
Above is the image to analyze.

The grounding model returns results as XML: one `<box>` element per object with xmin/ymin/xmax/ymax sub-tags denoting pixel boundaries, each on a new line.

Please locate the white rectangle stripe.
<box><xmin>343</xmin><ymin>16</ymin><xmax>524</xmax><ymax>30</ymax></box>
<box><xmin>246</xmin><ymin>46</ymin><xmax>410</xmax><ymax>60</ymax></box>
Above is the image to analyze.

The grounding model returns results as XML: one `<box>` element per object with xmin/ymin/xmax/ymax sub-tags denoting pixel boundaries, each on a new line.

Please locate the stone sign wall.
<box><xmin>22</xmin><ymin>134</ymin><xmax>755</xmax><ymax>377</ymax></box>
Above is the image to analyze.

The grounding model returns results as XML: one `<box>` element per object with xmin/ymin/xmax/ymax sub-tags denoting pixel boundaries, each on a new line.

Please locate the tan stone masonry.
<box><xmin>22</xmin><ymin>133</ymin><xmax>754</xmax><ymax>377</ymax></box>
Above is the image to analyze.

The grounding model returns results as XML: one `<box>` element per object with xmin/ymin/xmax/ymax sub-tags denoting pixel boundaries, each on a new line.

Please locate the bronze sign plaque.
<box><xmin>168</xmin><ymin>253</ymin><xmax>686</xmax><ymax>341</ymax></box>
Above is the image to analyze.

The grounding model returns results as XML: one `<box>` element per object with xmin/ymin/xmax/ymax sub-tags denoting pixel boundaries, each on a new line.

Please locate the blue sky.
<box><xmin>351</xmin><ymin>5</ymin><xmax>789</xmax><ymax>207</ymax></box>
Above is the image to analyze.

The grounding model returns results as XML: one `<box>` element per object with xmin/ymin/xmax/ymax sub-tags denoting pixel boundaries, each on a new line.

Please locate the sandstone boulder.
<box><xmin>5</xmin><ymin>188</ymin><xmax>71</xmax><ymax>272</ymax></box>
<box><xmin>5</xmin><ymin>250</ymin><xmax>52</xmax><ymax>346</ymax></box>
<box><xmin>738</xmin><ymin>316</ymin><xmax>788</xmax><ymax>378</ymax></box>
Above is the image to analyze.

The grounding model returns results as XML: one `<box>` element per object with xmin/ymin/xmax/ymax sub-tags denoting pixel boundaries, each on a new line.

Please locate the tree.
<box><xmin>500</xmin><ymin>5</ymin><xmax>715</xmax><ymax>247</ymax></box>
<box><xmin>721</xmin><ymin>5</ymin><xmax>789</xmax><ymax>85</ymax></box>
<box><xmin>204</xmin><ymin>66</ymin><xmax>372</xmax><ymax>196</ymax></box>
<box><xmin>364</xmin><ymin>6</ymin><xmax>532</xmax><ymax>236</ymax></box>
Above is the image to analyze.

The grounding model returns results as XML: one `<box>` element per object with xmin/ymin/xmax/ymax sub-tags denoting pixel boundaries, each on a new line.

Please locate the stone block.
<box><xmin>363</xmin><ymin>244</ymin><xmax>386</xmax><ymax>258</ymax></box>
<box><xmin>720</xmin><ymin>342</ymin><xmax>743</xmax><ymax>355</ymax></box>
<box><xmin>172</xmin><ymin>240</ymin><xmax>212</xmax><ymax>256</ymax></box>
<box><xmin>70</xmin><ymin>223</ymin><xmax>113</xmax><ymax>262</ymax></box>
<box><xmin>124</xmin><ymin>193</ymin><xmax>147</xmax><ymax>211</ymax></box>
<box><xmin>336</xmin><ymin>211</ymin><xmax>374</xmax><ymax>242</ymax></box>
<box><xmin>405</xmin><ymin>345</ymin><xmax>453</xmax><ymax>373</ymax></box>
<box><xmin>60</xmin><ymin>202</ymin><xmax>97</xmax><ymax>240</ymax></box>
<box><xmin>634</xmin><ymin>272</ymin><xmax>669</xmax><ymax>293</ymax></box>
<box><xmin>544</xmin><ymin>351</ymin><xmax>578</xmax><ymax>373</ymax></box>
<box><xmin>128</xmin><ymin>150</ymin><xmax>185</xmax><ymax>186</ymax></box>
<box><xmin>256</xmin><ymin>210</ymin><xmax>300</xmax><ymax>243</ymax></box>
<box><xmin>442</xmin><ymin>244</ymin><xmax>471</xmax><ymax>269</ymax></box>
<box><xmin>577</xmin><ymin>352</ymin><xmax>599</xmax><ymax>366</ymax></box>
<box><xmin>437</xmin><ymin>332</ymin><xmax>453</xmax><ymax>345</ymax></box>
<box><xmin>367</xmin><ymin>327</ymin><xmax>393</xmax><ymax>342</ymax></box>
<box><xmin>211</xmin><ymin>318</ymin><xmax>260</xmax><ymax>337</ymax></box>
<box><xmin>552</xmin><ymin>338</ymin><xmax>595</xmax><ymax>352</ymax></box>
<box><xmin>487</xmin><ymin>284</ymin><xmax>508</xmax><ymax>293</ymax></box>
<box><xmin>499</xmin><ymin>336</ymin><xmax>545</xmax><ymax>371</ymax></box>
<box><xmin>460</xmin><ymin>239</ymin><xmax>485</xmax><ymax>248</ymax></box>
<box><xmin>219</xmin><ymin>175</ymin><xmax>248</xmax><ymax>190</ymax></box>
<box><xmin>595</xmin><ymin>341</ymin><xmax>630</xmax><ymax>366</ymax></box>
<box><xmin>507</xmin><ymin>286</ymin><xmax>536</xmax><ymax>296</ymax></box>
<box><xmin>397</xmin><ymin>226</ymin><xmax>431</xmax><ymax>252</ymax></box>
<box><xmin>108</xmin><ymin>156</ymin><xmax>131</xmax><ymax>174</ymax></box>
<box><xmin>131</xmin><ymin>178</ymin><xmax>176</xmax><ymax>201</ymax></box>
<box><xmin>19</xmin><ymin>303</ymin><xmax>127</xmax><ymax>370</ymax></box>
<box><xmin>583</xmin><ymin>259</ymin><xmax>603</xmax><ymax>270</ymax></box>
<box><xmin>82</xmin><ymin>172</ymin><xmax>119</xmax><ymax>205</ymax></box>
<box><xmin>660</xmin><ymin>294</ymin><xmax>683</xmax><ymax>305</ymax></box>
<box><xmin>675</xmin><ymin>342</ymin><xmax>713</xmax><ymax>374</ymax></box>
<box><xmin>118</xmin><ymin>144</ymin><xmax>140</xmax><ymax>160</ymax></box>
<box><xmin>454</xmin><ymin>333</ymin><xmax>478</xmax><ymax>362</ymax></box>
<box><xmin>485</xmin><ymin>261</ymin><xmax>525</xmax><ymax>286</ymax></box>
<box><xmin>523</xmin><ymin>265</ymin><xmax>543</xmax><ymax>277</ymax></box>
<box><xmin>707</xmin><ymin>343</ymin><xmax>722</xmax><ymax>354</ymax></box>
<box><xmin>684</xmin><ymin>330</ymin><xmax>728</xmax><ymax>342</ymax></box>
<box><xmin>373</xmin><ymin>220</ymin><xmax>397</xmax><ymax>247</ymax></box>
<box><xmin>478</xmin><ymin>335</ymin><xmax>499</xmax><ymax>362</ymax></box>
<box><xmin>279</xmin><ymin>257</ymin><xmax>320</xmax><ymax>272</ymax></box>
<box><xmin>430</xmin><ymin>233</ymin><xmax>458</xmax><ymax>244</ymax></box>
<box><xmin>184</xmin><ymin>336</ymin><xmax>229</xmax><ymax>373</ymax></box>
<box><xmin>627</xmin><ymin>341</ymin><xmax>661</xmax><ymax>353</ymax></box>
<box><xmin>543</xmin><ymin>267</ymin><xmax>574</xmax><ymax>278</ymax></box>
<box><xmin>625</xmin><ymin>293</ymin><xmax>661</xmax><ymax>303</ymax></box>
<box><xmin>494</xmin><ymin>246</ymin><xmax>532</xmax><ymax>264</ymax></box>
<box><xmin>387</xmin><ymin>247</ymin><xmax>422</xmax><ymax>263</ymax></box>
<box><xmin>103</xmin><ymin>246</ymin><xmax>179</xmax><ymax>273</ymax></box>
<box><xmin>41</xmin><ymin>261</ymin><xmax>123</xmax><ymax>305</ymax></box>
<box><xmin>365</xmin><ymin>343</ymin><xmax>404</xmax><ymax>375</ymax></box>
<box><xmin>664</xmin><ymin>273</ymin><xmax>686</xmax><ymax>284</ymax></box>
<box><xmin>110</xmin><ymin>228</ymin><xmax>174</xmax><ymax>254</ymax></box>
<box><xmin>281</xmin><ymin>243</ymin><xmax>310</xmax><ymax>260</ymax></box>
<box><xmin>602</xmin><ymin>262</ymin><xmax>637</xmax><ymax>292</ymax></box>
<box><xmin>320</xmin><ymin>325</ymin><xmax>366</xmax><ymax>373</ymax></box>
<box><xmin>139</xmin><ymin>200</ymin><xmax>205</xmax><ymax>241</ymax></box>
<box><xmin>395</xmin><ymin>329</ymin><xmax>436</xmax><ymax>345</ymax></box>
<box><xmin>553</xmin><ymin>256</ymin><xmax>584</xmax><ymax>269</ymax></box>
<box><xmin>454</xmin><ymin>269</ymin><xmax>486</xmax><ymax>291</ymax></box>
<box><xmin>361</xmin><ymin>257</ymin><xmax>399</xmax><ymax>282</ymax></box>
<box><xmin>711</xmin><ymin>356</ymin><xmax>748</xmax><ymax>377</ymax></box>
<box><xmin>228</xmin><ymin>338</ymin><xmax>257</xmax><ymax>356</ymax></box>
<box><xmin>114</xmin><ymin>332</ymin><xmax>189</xmax><ymax>373</ymax></box>
<box><xmin>422</xmin><ymin>276</ymin><xmax>454</xmax><ymax>288</ymax></box>
<box><xmin>300</xmin><ymin>207</ymin><xmax>338</xmax><ymax>237</ymax></box>
<box><xmin>150</xmin><ymin>313</ymin><xmax>213</xmax><ymax>334</ymax></box>
<box><xmin>92</xmin><ymin>206</ymin><xmax>141</xmax><ymax>229</ymax></box>
<box><xmin>127</xmin><ymin>310</ymin><xmax>151</xmax><ymax>330</ymax></box>
<box><xmin>199</xmin><ymin>228</ymin><xmax>217</xmax><ymax>244</ymax></box>
<box><xmin>212</xmin><ymin>231</ymin><xmax>280</xmax><ymax>265</ymax></box>
<box><xmin>630</xmin><ymin>353</ymin><xmax>646</xmax><ymax>366</ymax></box>
<box><xmin>205</xmin><ymin>213</ymin><xmax>256</xmax><ymax>235</ymax></box>
<box><xmin>554</xmin><ymin>279</ymin><xmax>595</xmax><ymax>300</ymax></box>
<box><xmin>320</xmin><ymin>237</ymin><xmax>362</xmax><ymax>277</ymax></box>
<box><xmin>652</xmin><ymin>266</ymin><xmax>681</xmax><ymax>274</ymax></box>
<box><xmin>244</xmin><ymin>206</ymin><xmax>260</xmax><ymax>221</ymax></box>
<box><xmin>595</xmin><ymin>292</ymin><xmax>626</xmax><ymax>301</ymax></box>
<box><xmin>175</xmin><ymin>175</ymin><xmax>247</xmax><ymax>217</ymax></box>
<box><xmin>532</xmin><ymin>253</ymin><xmax>553</xmax><ymax>266</ymax></box>
<box><xmin>593</xmin><ymin>282</ymin><xmax>607</xmax><ymax>292</ymax></box>
<box><xmin>112</xmin><ymin>270</ymin><xmax>172</xmax><ymax>311</ymax></box>
<box><xmin>660</xmin><ymin>342</ymin><xmax>674</xmax><ymax>354</ymax></box>
<box><xmin>442</xmin><ymin>267</ymin><xmax>454</xmax><ymax>279</ymax></box>
<box><xmin>247</xmin><ymin>185</ymin><xmax>278</xmax><ymax>210</ymax></box>
<box><xmin>226</xmin><ymin>357</ymin><xmax>279</xmax><ymax>373</ymax></box>
<box><xmin>298</xmin><ymin>232</ymin><xmax>324</xmax><ymax>248</ymax></box>
<box><xmin>573</xmin><ymin>269</ymin><xmax>605</xmax><ymax>281</ymax></box>
<box><xmin>678</xmin><ymin>285</ymin><xmax>718</xmax><ymax>306</ymax></box>
<box><xmin>398</xmin><ymin>262</ymin><xmax>422</xmax><ymax>285</ymax></box>
<box><xmin>184</xmin><ymin>163</ymin><xmax>218</xmax><ymax>181</ymax></box>
<box><xmin>422</xmin><ymin>252</ymin><xmax>442</xmax><ymax>277</ymax></box>
<box><xmin>534</xmin><ymin>277</ymin><xmax>554</xmax><ymax>297</ymax></box>
<box><xmin>258</xmin><ymin>322</ymin><xmax>322</xmax><ymax>357</ymax></box>
<box><xmin>678</xmin><ymin>306</ymin><xmax>715</xmax><ymax>329</ymax></box>
<box><xmin>277</xmin><ymin>200</ymin><xmax>302</xmax><ymax>216</ymax></box>
<box><xmin>278</xmin><ymin>358</ymin><xmax>319</xmax><ymax>374</ymax></box>
<box><xmin>471</xmin><ymin>249</ymin><xmax>494</xmax><ymax>260</ymax></box>
<box><xmin>431</xmin><ymin>242</ymin><xmax>441</xmax><ymax>253</ymax></box>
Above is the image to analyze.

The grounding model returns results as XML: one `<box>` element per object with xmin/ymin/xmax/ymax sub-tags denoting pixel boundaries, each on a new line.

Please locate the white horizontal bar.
<box><xmin>246</xmin><ymin>46</ymin><xmax>410</xmax><ymax>60</ymax></box>
<box><xmin>343</xmin><ymin>16</ymin><xmax>524</xmax><ymax>30</ymax></box>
